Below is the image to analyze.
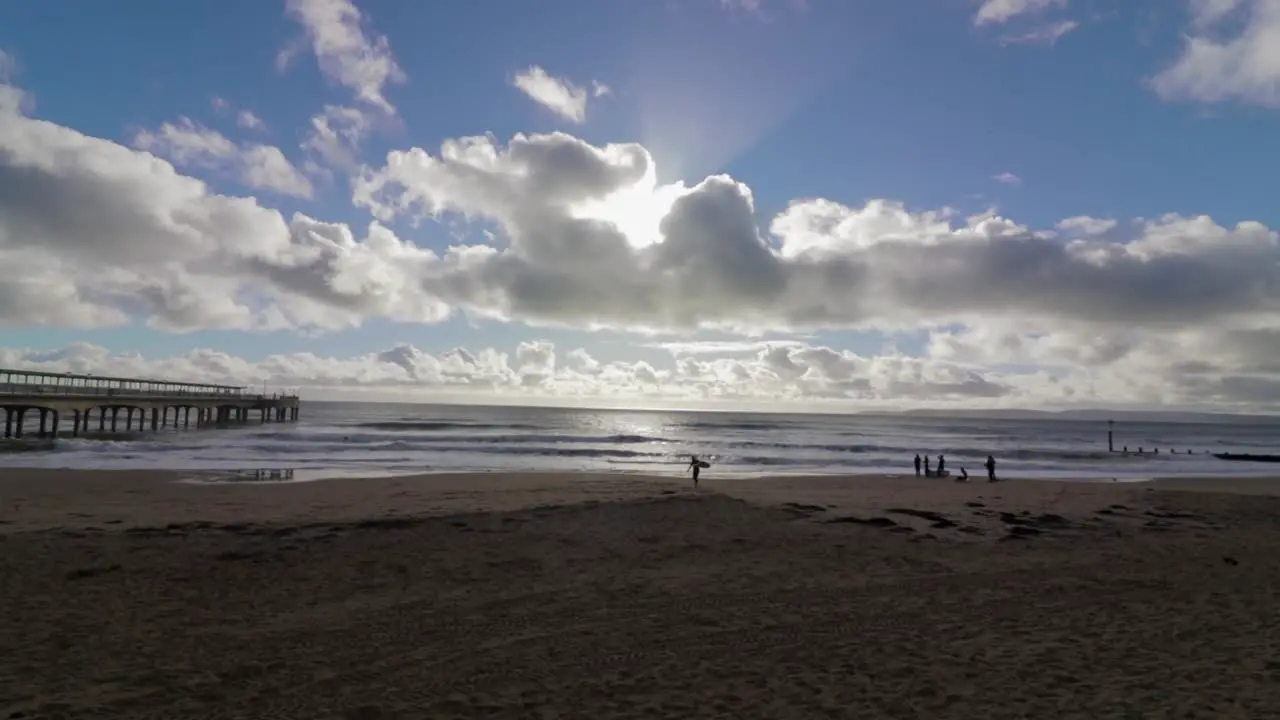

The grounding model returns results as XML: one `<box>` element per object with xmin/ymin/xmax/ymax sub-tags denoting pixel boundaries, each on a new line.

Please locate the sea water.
<box><xmin>3</xmin><ymin>402</ymin><xmax>1280</xmax><ymax>482</ymax></box>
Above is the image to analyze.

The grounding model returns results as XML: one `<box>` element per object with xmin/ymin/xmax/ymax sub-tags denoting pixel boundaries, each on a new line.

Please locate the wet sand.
<box><xmin>2</xmin><ymin>469</ymin><xmax>1278</xmax><ymax>719</ymax></box>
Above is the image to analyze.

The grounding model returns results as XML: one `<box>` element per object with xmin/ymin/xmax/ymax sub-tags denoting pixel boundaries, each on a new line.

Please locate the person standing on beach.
<box><xmin>913</xmin><ymin>454</ymin><xmax>922</xmax><ymax>476</ymax></box>
<box><xmin>936</xmin><ymin>454</ymin><xmax>946</xmax><ymax>476</ymax></box>
<box><xmin>688</xmin><ymin>455</ymin><xmax>702</xmax><ymax>489</ymax></box>
<box><xmin>923</xmin><ymin>455</ymin><xmax>931</xmax><ymax>477</ymax></box>
<box><xmin>985</xmin><ymin>455</ymin><xmax>997</xmax><ymax>482</ymax></box>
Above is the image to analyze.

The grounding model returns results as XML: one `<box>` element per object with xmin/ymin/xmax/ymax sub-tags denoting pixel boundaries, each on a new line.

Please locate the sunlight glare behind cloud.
<box><xmin>570</xmin><ymin>163</ymin><xmax>690</xmax><ymax>248</ymax></box>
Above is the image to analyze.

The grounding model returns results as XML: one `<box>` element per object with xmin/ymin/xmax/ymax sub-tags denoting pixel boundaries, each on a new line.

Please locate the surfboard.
<box><xmin>696</xmin><ymin>461</ymin><xmax>711</xmax><ymax>469</ymax></box>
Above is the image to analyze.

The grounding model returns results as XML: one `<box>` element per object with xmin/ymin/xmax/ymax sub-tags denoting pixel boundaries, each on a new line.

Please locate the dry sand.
<box><xmin>2</xmin><ymin>468</ymin><xmax>1279</xmax><ymax>719</ymax></box>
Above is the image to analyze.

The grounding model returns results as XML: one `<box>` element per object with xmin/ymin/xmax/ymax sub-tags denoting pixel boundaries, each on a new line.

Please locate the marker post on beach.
<box><xmin>1108</xmin><ymin>419</ymin><xmax>1114</xmax><ymax>453</ymax></box>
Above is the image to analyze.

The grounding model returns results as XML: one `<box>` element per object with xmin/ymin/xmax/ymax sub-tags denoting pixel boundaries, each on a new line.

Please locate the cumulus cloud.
<box><xmin>974</xmin><ymin>0</ymin><xmax>1068</xmax><ymax>26</ymax></box>
<box><xmin>993</xmin><ymin>171</ymin><xmax>1021</xmax><ymax>184</ymax></box>
<box><xmin>14</xmin><ymin>83</ymin><xmax>1267</xmax><ymax>344</ymax></box>
<box><xmin>0</xmin><ymin>84</ymin><xmax>445</xmax><ymax>332</ymax></box>
<box><xmin>925</xmin><ymin>320</ymin><xmax>1280</xmax><ymax>407</ymax></box>
<box><xmin>0</xmin><ymin>340</ymin><xmax>1034</xmax><ymax>407</ymax></box>
<box><xmin>133</xmin><ymin>117</ymin><xmax>313</xmax><ymax>198</ymax></box>
<box><xmin>511</xmin><ymin>66</ymin><xmax>607</xmax><ymax>124</ymax></box>
<box><xmin>6</xmin><ymin>72</ymin><xmax>1280</xmax><ymax>408</ymax></box>
<box><xmin>12</xmin><ymin>335</ymin><xmax>1265</xmax><ymax>409</ymax></box>
<box><xmin>352</xmin><ymin>132</ymin><xmax>1280</xmax><ymax>338</ymax></box>
<box><xmin>1151</xmin><ymin>0</ymin><xmax>1280</xmax><ymax>108</ymax></box>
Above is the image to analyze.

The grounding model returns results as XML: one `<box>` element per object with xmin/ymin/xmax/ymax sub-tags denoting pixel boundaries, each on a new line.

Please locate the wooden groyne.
<box><xmin>1111</xmin><ymin>415</ymin><xmax>1239</xmax><ymax>453</ymax></box>
<box><xmin>0</xmin><ymin>368</ymin><xmax>300</xmax><ymax>439</ymax></box>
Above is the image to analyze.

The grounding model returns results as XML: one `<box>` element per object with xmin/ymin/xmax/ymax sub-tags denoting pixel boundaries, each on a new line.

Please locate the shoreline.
<box><xmin>7</xmin><ymin>463</ymin><xmax>1278</xmax><ymax>485</ymax></box>
<box><xmin>6</xmin><ymin>457</ymin><xmax>1280</xmax><ymax>484</ymax></box>
<box><xmin>1</xmin><ymin>467</ymin><xmax>1276</xmax><ymax>535</ymax></box>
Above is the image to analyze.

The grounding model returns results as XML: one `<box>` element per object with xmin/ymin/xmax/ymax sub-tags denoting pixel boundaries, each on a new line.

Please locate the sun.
<box><xmin>571</xmin><ymin>165</ymin><xmax>688</xmax><ymax>249</ymax></box>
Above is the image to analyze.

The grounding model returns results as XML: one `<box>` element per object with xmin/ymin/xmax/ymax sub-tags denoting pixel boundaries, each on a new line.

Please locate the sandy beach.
<box><xmin>2</xmin><ymin>469</ymin><xmax>1279</xmax><ymax>719</ymax></box>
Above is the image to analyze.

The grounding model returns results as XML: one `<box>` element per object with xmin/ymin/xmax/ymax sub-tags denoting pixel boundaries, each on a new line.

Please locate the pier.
<box><xmin>0</xmin><ymin>368</ymin><xmax>300</xmax><ymax>439</ymax></box>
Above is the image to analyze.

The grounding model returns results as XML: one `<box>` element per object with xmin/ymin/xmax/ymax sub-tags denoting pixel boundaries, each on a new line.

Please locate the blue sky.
<box><xmin>2</xmin><ymin>0</ymin><xmax>1280</xmax><ymax>409</ymax></box>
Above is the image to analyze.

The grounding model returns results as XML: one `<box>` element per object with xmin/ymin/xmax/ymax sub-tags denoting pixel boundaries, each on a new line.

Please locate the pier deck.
<box><xmin>0</xmin><ymin>368</ymin><xmax>300</xmax><ymax>439</ymax></box>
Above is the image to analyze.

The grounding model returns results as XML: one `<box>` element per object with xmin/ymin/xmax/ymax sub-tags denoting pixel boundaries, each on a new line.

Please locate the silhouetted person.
<box><xmin>913</xmin><ymin>454</ymin><xmax>922</xmax><ymax>476</ymax></box>
<box><xmin>923</xmin><ymin>455</ymin><xmax>932</xmax><ymax>477</ymax></box>
<box><xmin>688</xmin><ymin>455</ymin><xmax>702</xmax><ymax>489</ymax></box>
<box><xmin>985</xmin><ymin>454</ymin><xmax>997</xmax><ymax>482</ymax></box>
<box><xmin>958</xmin><ymin>467</ymin><xmax>969</xmax><ymax>482</ymax></box>
<box><xmin>936</xmin><ymin>454</ymin><xmax>946</xmax><ymax>476</ymax></box>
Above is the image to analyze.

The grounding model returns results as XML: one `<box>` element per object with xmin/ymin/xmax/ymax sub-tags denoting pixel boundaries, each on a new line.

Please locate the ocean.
<box><xmin>2</xmin><ymin>401</ymin><xmax>1280</xmax><ymax>481</ymax></box>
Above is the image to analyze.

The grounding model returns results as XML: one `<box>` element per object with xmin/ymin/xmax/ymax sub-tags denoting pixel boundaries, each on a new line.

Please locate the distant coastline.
<box><xmin>301</xmin><ymin>399</ymin><xmax>1280</xmax><ymax>425</ymax></box>
<box><xmin>892</xmin><ymin>408</ymin><xmax>1280</xmax><ymax>424</ymax></box>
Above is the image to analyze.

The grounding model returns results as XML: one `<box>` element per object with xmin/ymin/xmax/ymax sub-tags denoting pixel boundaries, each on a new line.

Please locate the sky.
<box><xmin>2</xmin><ymin>0</ymin><xmax>1280</xmax><ymax>411</ymax></box>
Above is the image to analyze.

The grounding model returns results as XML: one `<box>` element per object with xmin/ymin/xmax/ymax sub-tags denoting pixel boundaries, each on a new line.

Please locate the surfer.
<box><xmin>688</xmin><ymin>455</ymin><xmax>704</xmax><ymax>489</ymax></box>
<box><xmin>985</xmin><ymin>454</ymin><xmax>997</xmax><ymax>482</ymax></box>
<box><xmin>913</xmin><ymin>454</ymin><xmax>922</xmax><ymax>476</ymax></box>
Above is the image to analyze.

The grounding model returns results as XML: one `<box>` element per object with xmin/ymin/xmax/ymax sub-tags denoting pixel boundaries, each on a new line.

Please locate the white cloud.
<box><xmin>8</xmin><ymin>335</ymin><xmax>1269</xmax><ymax>409</ymax></box>
<box><xmin>974</xmin><ymin>0</ymin><xmax>1068</xmax><ymax>26</ymax></box>
<box><xmin>646</xmin><ymin>340</ymin><xmax>810</xmax><ymax>355</ymax></box>
<box><xmin>348</xmin><ymin>128</ymin><xmax>1277</xmax><ymax>341</ymax></box>
<box><xmin>1151</xmin><ymin>0</ymin><xmax>1280</xmax><ymax>108</ymax></box>
<box><xmin>6</xmin><ymin>76</ymin><xmax>1280</xmax><ymax>409</ymax></box>
<box><xmin>1191</xmin><ymin>0</ymin><xmax>1248</xmax><ymax>28</ymax></box>
<box><xmin>133</xmin><ymin>117</ymin><xmax>313</xmax><ymax>198</ymax></box>
<box><xmin>994</xmin><ymin>171</ymin><xmax>1022</xmax><ymax>184</ymax></box>
<box><xmin>236</xmin><ymin>109</ymin><xmax>266</xmax><ymax>131</ymax></box>
<box><xmin>712</xmin><ymin>0</ymin><xmax>807</xmax><ymax>17</ymax></box>
<box><xmin>352</xmin><ymin>132</ymin><xmax>1275</xmax><ymax>340</ymax></box>
<box><xmin>1056</xmin><ymin>216</ymin><xmax>1118</xmax><ymax>235</ymax></box>
<box><xmin>511</xmin><ymin>66</ymin><xmax>607</xmax><ymax>124</ymax></box>
<box><xmin>0</xmin><ymin>87</ymin><xmax>445</xmax><ymax>332</ymax></box>
<box><xmin>301</xmin><ymin>104</ymin><xmax>371</xmax><ymax>173</ymax></box>
<box><xmin>1001</xmin><ymin>19</ymin><xmax>1080</xmax><ymax>45</ymax></box>
<box><xmin>281</xmin><ymin>0</ymin><xmax>404</xmax><ymax>115</ymax></box>
<box><xmin>925</xmin><ymin>320</ymin><xmax>1280</xmax><ymax>407</ymax></box>
<box><xmin>0</xmin><ymin>340</ymin><xmax>1058</xmax><ymax>408</ymax></box>
<box><xmin>280</xmin><ymin>0</ymin><xmax>401</xmax><ymax>175</ymax></box>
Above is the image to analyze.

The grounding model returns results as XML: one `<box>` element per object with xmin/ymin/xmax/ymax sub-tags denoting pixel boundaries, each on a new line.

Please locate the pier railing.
<box><xmin>0</xmin><ymin>383</ymin><xmax>263</xmax><ymax>399</ymax></box>
<box><xmin>0</xmin><ymin>368</ymin><xmax>298</xmax><ymax>401</ymax></box>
